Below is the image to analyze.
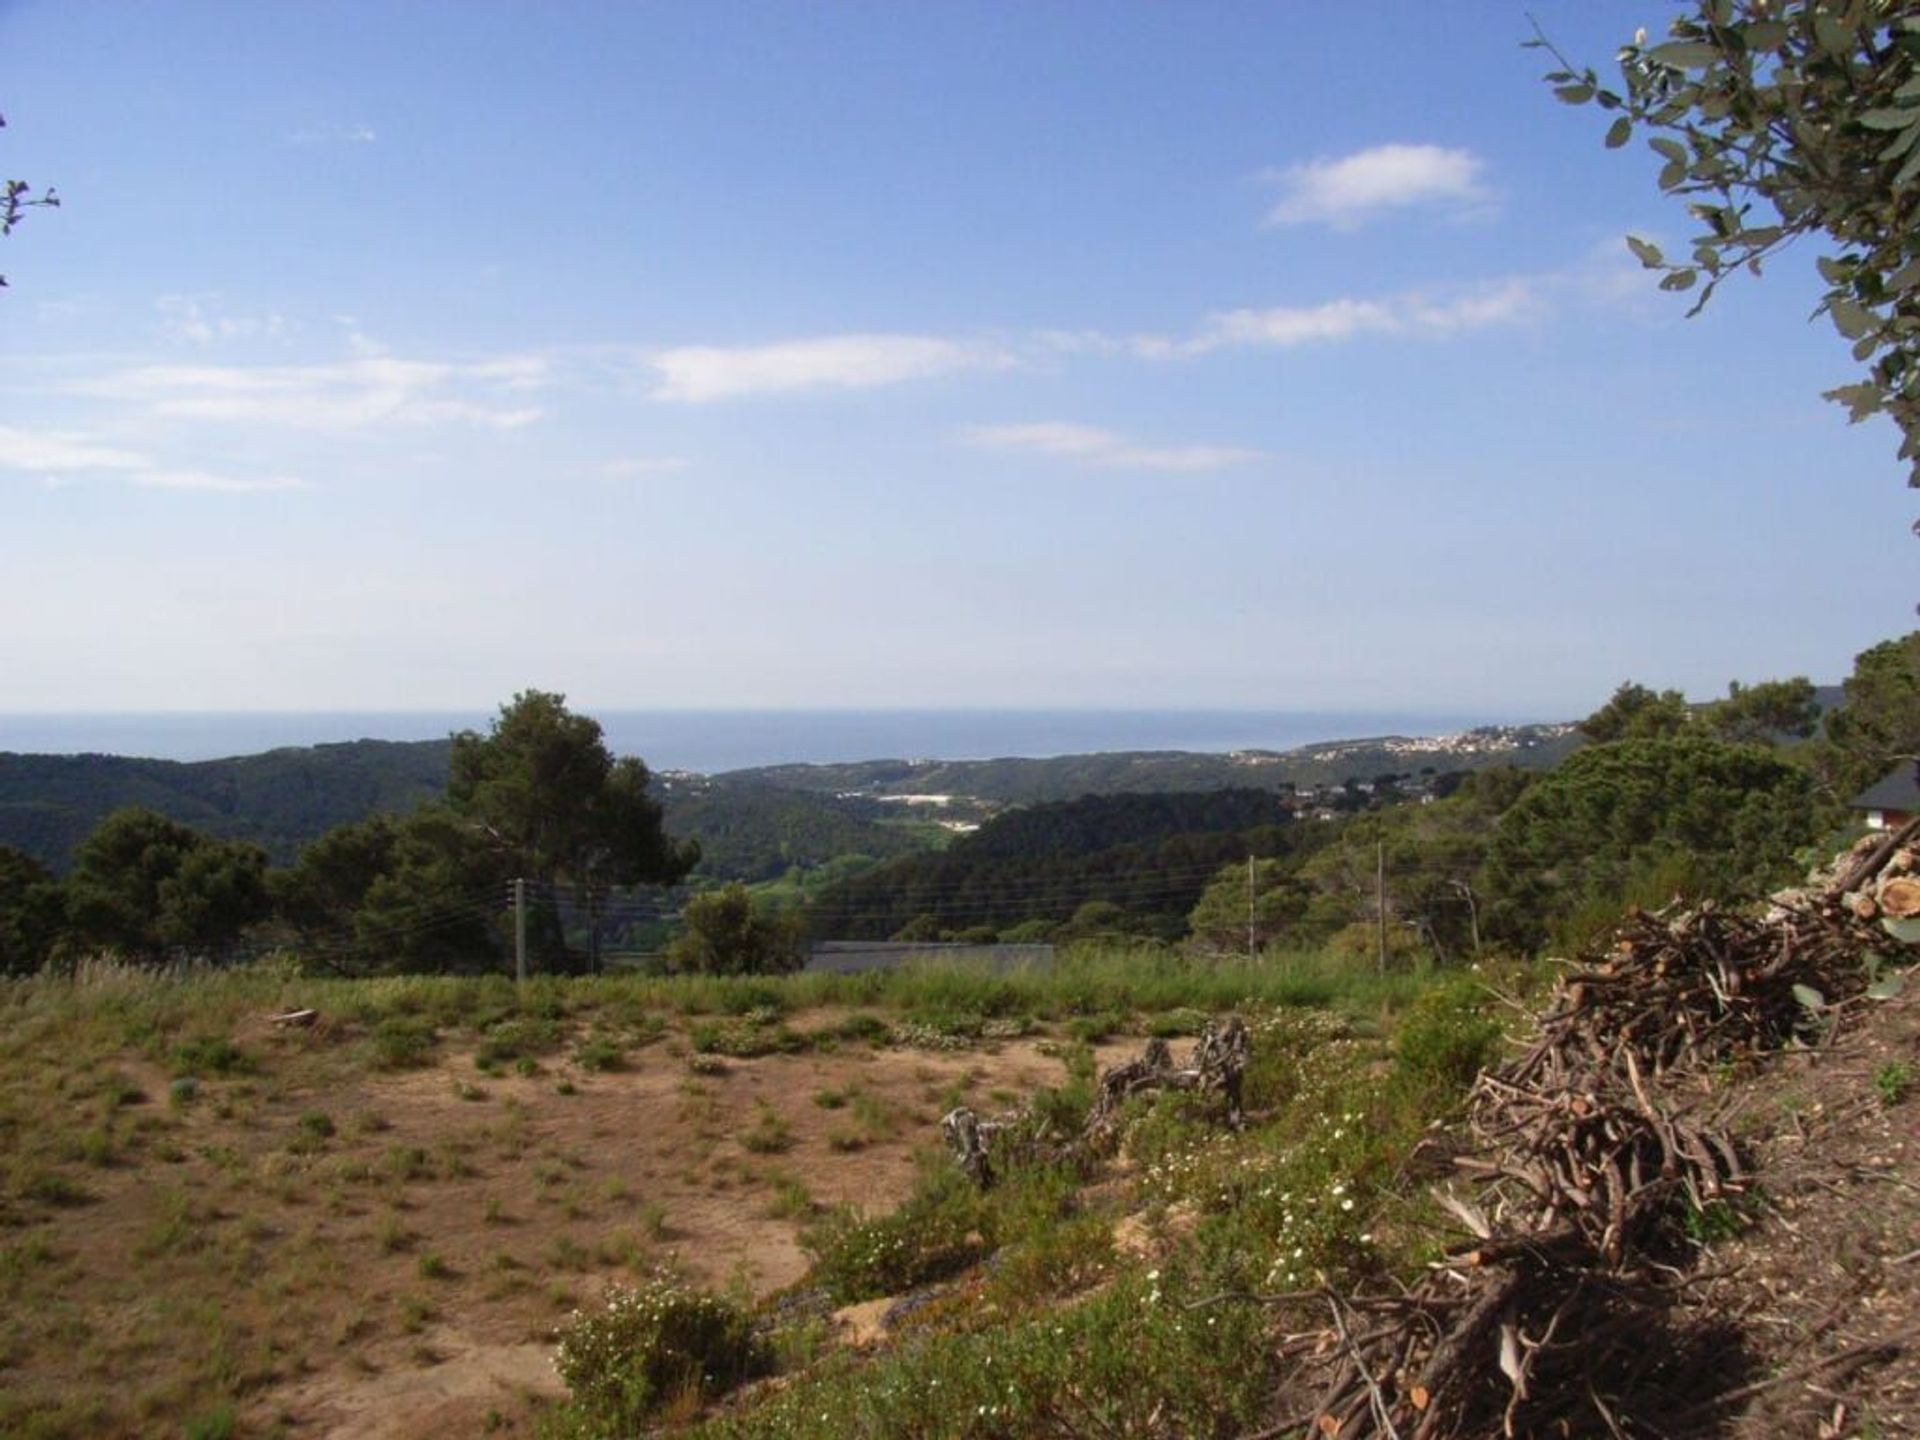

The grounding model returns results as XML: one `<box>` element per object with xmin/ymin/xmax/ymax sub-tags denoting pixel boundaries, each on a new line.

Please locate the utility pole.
<box><xmin>1375</xmin><ymin>840</ymin><xmax>1388</xmax><ymax>976</ymax></box>
<box><xmin>1246</xmin><ymin>853</ymin><xmax>1256</xmax><ymax>962</ymax></box>
<box><xmin>513</xmin><ymin>877</ymin><xmax>528</xmax><ymax>986</ymax></box>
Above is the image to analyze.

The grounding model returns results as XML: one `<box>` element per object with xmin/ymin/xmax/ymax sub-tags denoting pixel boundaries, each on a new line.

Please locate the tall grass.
<box><xmin>0</xmin><ymin>943</ymin><xmax>1439</xmax><ymax>1052</ymax></box>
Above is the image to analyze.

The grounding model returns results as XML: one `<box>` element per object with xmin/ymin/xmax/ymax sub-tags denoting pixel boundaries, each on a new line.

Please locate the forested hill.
<box><xmin>0</xmin><ymin>741</ymin><xmax>939</xmax><ymax>881</ymax></box>
<box><xmin>734</xmin><ymin>723</ymin><xmax>1580</xmax><ymax>804</ymax></box>
<box><xmin>804</xmin><ymin>788</ymin><xmax>1320</xmax><ymax>942</ymax></box>
<box><xmin>0</xmin><ymin>724</ymin><xmax>1579</xmax><ymax>874</ymax></box>
<box><xmin>654</xmin><ymin>777</ymin><xmax>937</xmax><ymax>883</ymax></box>
<box><xmin>0</xmin><ymin>740</ymin><xmax>453</xmax><ymax>870</ymax></box>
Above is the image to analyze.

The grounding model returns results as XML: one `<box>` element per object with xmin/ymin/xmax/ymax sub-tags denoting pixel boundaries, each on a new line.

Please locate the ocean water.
<box><xmin>0</xmin><ymin>709</ymin><xmax>1533</xmax><ymax>774</ymax></box>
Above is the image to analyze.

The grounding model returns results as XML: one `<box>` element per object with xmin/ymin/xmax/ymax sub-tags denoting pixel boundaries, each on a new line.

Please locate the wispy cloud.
<box><xmin>75</xmin><ymin>350</ymin><xmax>549</xmax><ymax>431</ymax></box>
<box><xmin>1264</xmin><ymin>143</ymin><xmax>1488</xmax><ymax>229</ymax></box>
<box><xmin>1193</xmin><ymin>279</ymin><xmax>1540</xmax><ymax>352</ymax></box>
<box><xmin>0</xmin><ymin>426</ymin><xmax>147</xmax><ymax>472</ymax></box>
<box><xmin>287</xmin><ymin>121</ymin><xmax>377</xmax><ymax>145</ymax></box>
<box><xmin>157</xmin><ymin>295</ymin><xmax>290</xmax><ymax>346</ymax></box>
<box><xmin>650</xmin><ymin>333</ymin><xmax>1014</xmax><ymax>403</ymax></box>
<box><xmin>963</xmin><ymin>421</ymin><xmax>1262</xmax><ymax>473</ymax></box>
<box><xmin>601</xmin><ymin>456</ymin><xmax>690</xmax><ymax>478</ymax></box>
<box><xmin>0</xmin><ymin>426</ymin><xmax>304</xmax><ymax>495</ymax></box>
<box><xmin>130</xmin><ymin>470</ymin><xmax>309</xmax><ymax>494</ymax></box>
<box><xmin>1040</xmin><ymin>278</ymin><xmax>1542</xmax><ymax>361</ymax></box>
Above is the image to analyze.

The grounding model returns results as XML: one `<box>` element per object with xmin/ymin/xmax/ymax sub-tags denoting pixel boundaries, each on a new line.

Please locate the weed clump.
<box><xmin>170</xmin><ymin>1035</ymin><xmax>253</xmax><ymax>1077</ymax></box>
<box><xmin>553</xmin><ymin>1279</ymin><xmax>766</xmax><ymax>1432</ymax></box>
<box><xmin>802</xmin><ymin>1165</ymin><xmax>987</xmax><ymax>1303</ymax></box>
<box><xmin>370</xmin><ymin>1016</ymin><xmax>437</xmax><ymax>1070</ymax></box>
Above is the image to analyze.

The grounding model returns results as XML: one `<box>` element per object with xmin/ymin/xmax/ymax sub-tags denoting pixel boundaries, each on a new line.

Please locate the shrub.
<box><xmin>831</xmin><ymin>1012</ymin><xmax>891</xmax><ymax>1045</ymax></box>
<box><xmin>689</xmin><ymin>1019</ymin><xmax>808</xmax><ymax>1058</ymax></box>
<box><xmin>740</xmin><ymin>1103</ymin><xmax>793</xmax><ymax>1155</ymax></box>
<box><xmin>1390</xmin><ymin>981</ymin><xmax>1502</xmax><ymax>1112</ymax></box>
<box><xmin>476</xmin><ymin>1017</ymin><xmax>564</xmax><ymax>1068</ymax></box>
<box><xmin>371</xmin><ymin>1016</ymin><xmax>437</xmax><ymax>1070</ymax></box>
<box><xmin>802</xmin><ymin>1166</ymin><xmax>987</xmax><ymax>1303</ymax></box>
<box><xmin>553</xmin><ymin>1280</ymin><xmax>766</xmax><ymax>1431</ymax></box>
<box><xmin>170</xmin><ymin>1035</ymin><xmax>253</xmax><ymax>1077</ymax></box>
<box><xmin>574</xmin><ymin>1037</ymin><xmax>626</xmax><ymax>1073</ymax></box>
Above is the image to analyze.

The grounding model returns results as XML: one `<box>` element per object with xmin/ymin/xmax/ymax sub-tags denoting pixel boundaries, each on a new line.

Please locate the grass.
<box><xmin>740</xmin><ymin>1101</ymin><xmax>794</xmax><ymax>1155</ymax></box>
<box><xmin>1875</xmin><ymin>1059</ymin><xmax>1912</xmax><ymax>1106</ymax></box>
<box><xmin>0</xmin><ymin>942</ymin><xmax>1470</xmax><ymax>1440</ymax></box>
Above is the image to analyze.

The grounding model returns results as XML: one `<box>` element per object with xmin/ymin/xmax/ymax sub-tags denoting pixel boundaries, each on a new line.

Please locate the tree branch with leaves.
<box><xmin>1535</xmin><ymin>2</ymin><xmax>1920</xmax><ymax>485</ymax></box>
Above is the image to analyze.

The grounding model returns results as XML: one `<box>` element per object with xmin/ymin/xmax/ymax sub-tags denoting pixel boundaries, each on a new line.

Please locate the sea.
<box><xmin>0</xmin><ymin>709</ymin><xmax>1535</xmax><ymax>775</ymax></box>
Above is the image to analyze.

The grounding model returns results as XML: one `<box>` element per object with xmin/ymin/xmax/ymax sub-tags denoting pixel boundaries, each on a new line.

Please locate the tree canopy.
<box><xmin>448</xmin><ymin>691</ymin><xmax>697</xmax><ymax>894</ymax></box>
<box><xmin>62</xmin><ymin>808</ymin><xmax>270</xmax><ymax>961</ymax></box>
<box><xmin>666</xmin><ymin>884</ymin><xmax>802</xmax><ymax>976</ymax></box>
<box><xmin>1542</xmin><ymin>2</ymin><xmax>1920</xmax><ymax>484</ymax></box>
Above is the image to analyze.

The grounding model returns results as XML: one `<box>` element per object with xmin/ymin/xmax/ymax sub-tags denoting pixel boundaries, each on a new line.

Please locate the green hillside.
<box><xmin>0</xmin><ymin>740</ymin><xmax>453</xmax><ymax>870</ymax></box>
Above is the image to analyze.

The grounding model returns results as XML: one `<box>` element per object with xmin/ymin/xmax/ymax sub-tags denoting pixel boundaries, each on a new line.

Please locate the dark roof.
<box><xmin>1852</xmin><ymin>763</ymin><xmax>1920</xmax><ymax>812</ymax></box>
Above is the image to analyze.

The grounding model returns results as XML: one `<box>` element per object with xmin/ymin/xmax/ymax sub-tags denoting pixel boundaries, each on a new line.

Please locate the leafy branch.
<box><xmin>1532</xmin><ymin>2</ymin><xmax>1920</xmax><ymax>485</ymax></box>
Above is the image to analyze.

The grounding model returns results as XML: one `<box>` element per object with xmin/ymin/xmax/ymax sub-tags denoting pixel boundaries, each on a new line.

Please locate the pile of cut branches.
<box><xmin>1253</xmin><ymin>821</ymin><xmax>1920</xmax><ymax>1440</ymax></box>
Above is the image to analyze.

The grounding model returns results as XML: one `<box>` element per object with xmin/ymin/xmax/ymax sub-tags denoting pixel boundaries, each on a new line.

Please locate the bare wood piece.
<box><xmin>943</xmin><ymin>1018</ymin><xmax>1253</xmax><ymax>1186</ymax></box>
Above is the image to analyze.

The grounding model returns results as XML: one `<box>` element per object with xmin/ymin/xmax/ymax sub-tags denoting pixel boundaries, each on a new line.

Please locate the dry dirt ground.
<box><xmin>1</xmin><ymin>1015</ymin><xmax>1121</xmax><ymax>1439</ymax></box>
<box><xmin>1698</xmin><ymin>987</ymin><xmax>1920</xmax><ymax>1439</ymax></box>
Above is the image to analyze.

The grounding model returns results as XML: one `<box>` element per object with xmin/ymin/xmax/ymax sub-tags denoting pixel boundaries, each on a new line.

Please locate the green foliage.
<box><xmin>63</xmin><ymin>809</ymin><xmax>270</xmax><ymax>962</ymax></box>
<box><xmin>668</xmin><ymin>885</ymin><xmax>803</xmax><ymax>976</ymax></box>
<box><xmin>369</xmin><ymin>1016</ymin><xmax>438</xmax><ymax>1070</ymax></box>
<box><xmin>0</xmin><ymin>844</ymin><xmax>64</xmax><ymax>975</ymax></box>
<box><xmin>802</xmin><ymin>1164</ymin><xmax>988</xmax><ymax>1303</ymax></box>
<box><xmin>809</xmin><ymin>789</ymin><xmax>1319</xmax><ymax>941</ymax></box>
<box><xmin>1580</xmin><ymin>682</ymin><xmax>1693</xmax><ymax>743</ymax></box>
<box><xmin>342</xmin><ymin>808</ymin><xmax>510</xmax><ymax>975</ymax></box>
<box><xmin>1483</xmin><ymin>737</ymin><xmax>1818</xmax><ymax>949</ymax></box>
<box><xmin>1815</xmin><ymin>632</ymin><xmax>1920</xmax><ymax>799</ymax></box>
<box><xmin>661</xmin><ymin>777</ymin><xmax>931</xmax><ymax>884</ymax></box>
<box><xmin>182</xmin><ymin>1406</ymin><xmax>237</xmax><ymax>1440</ymax></box>
<box><xmin>1189</xmin><ymin>772</ymin><xmax>1525</xmax><ymax>964</ymax></box>
<box><xmin>1707</xmin><ymin>677</ymin><xmax>1822</xmax><ymax>745</ymax></box>
<box><xmin>449</xmin><ymin>690</ymin><xmax>696</xmax><ymax>920</ymax></box>
<box><xmin>474</xmin><ymin>1016</ymin><xmax>564</xmax><ymax>1067</ymax></box>
<box><xmin>1541</xmin><ymin>4</ymin><xmax>1920</xmax><ymax>482</ymax></box>
<box><xmin>0</xmin><ymin>738</ymin><xmax>448</xmax><ymax>870</ymax></box>
<box><xmin>1389</xmin><ymin>981</ymin><xmax>1504</xmax><ymax>1110</ymax></box>
<box><xmin>169</xmin><ymin>1036</ymin><xmax>252</xmax><ymax>1078</ymax></box>
<box><xmin>1875</xmin><ymin>1059</ymin><xmax>1913</xmax><ymax>1105</ymax></box>
<box><xmin>552</xmin><ymin>1279</ymin><xmax>765</xmax><ymax>1433</ymax></box>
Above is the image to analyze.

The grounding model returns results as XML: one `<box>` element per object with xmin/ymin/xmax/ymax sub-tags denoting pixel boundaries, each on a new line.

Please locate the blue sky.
<box><xmin>1</xmin><ymin>1</ymin><xmax>1912</xmax><ymax>718</ymax></box>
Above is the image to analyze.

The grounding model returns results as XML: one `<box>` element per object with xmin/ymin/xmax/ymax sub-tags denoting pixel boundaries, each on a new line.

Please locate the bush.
<box><xmin>553</xmin><ymin>1280</ymin><xmax>766</xmax><ymax>1432</ymax></box>
<box><xmin>371</xmin><ymin>1016</ymin><xmax>437</xmax><ymax>1070</ymax></box>
<box><xmin>1390</xmin><ymin>981</ymin><xmax>1502</xmax><ymax>1112</ymax></box>
<box><xmin>169</xmin><ymin>1035</ymin><xmax>253</xmax><ymax>1077</ymax></box>
<box><xmin>802</xmin><ymin>1166</ymin><xmax>987</xmax><ymax>1303</ymax></box>
<box><xmin>475</xmin><ymin>1016</ymin><xmax>564</xmax><ymax>1068</ymax></box>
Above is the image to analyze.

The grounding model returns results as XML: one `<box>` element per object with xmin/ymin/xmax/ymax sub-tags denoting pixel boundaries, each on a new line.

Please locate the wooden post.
<box><xmin>514</xmin><ymin>877</ymin><xmax>528</xmax><ymax>985</ymax></box>
<box><xmin>1246</xmin><ymin>853</ymin><xmax>1256</xmax><ymax>962</ymax></box>
<box><xmin>1375</xmin><ymin>840</ymin><xmax>1387</xmax><ymax>975</ymax></box>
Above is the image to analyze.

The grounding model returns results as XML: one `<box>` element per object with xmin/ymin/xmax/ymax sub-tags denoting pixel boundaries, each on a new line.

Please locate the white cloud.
<box><xmin>1189</xmin><ymin>279</ymin><xmax>1540</xmax><ymax>354</ymax></box>
<box><xmin>129</xmin><ymin>470</ymin><xmax>310</xmax><ymax>494</ymax></box>
<box><xmin>650</xmin><ymin>333</ymin><xmax>1013</xmax><ymax>403</ymax></box>
<box><xmin>288</xmin><ymin>122</ymin><xmax>377</xmax><ymax>145</ymax></box>
<box><xmin>156</xmin><ymin>295</ymin><xmax>290</xmax><ymax>346</ymax></box>
<box><xmin>963</xmin><ymin>422</ymin><xmax>1262</xmax><ymax>473</ymax></box>
<box><xmin>0</xmin><ymin>426</ymin><xmax>305</xmax><ymax>495</ymax></box>
<box><xmin>602</xmin><ymin>456</ymin><xmax>690</xmax><ymax>478</ymax></box>
<box><xmin>75</xmin><ymin>351</ymin><xmax>551</xmax><ymax>431</ymax></box>
<box><xmin>0</xmin><ymin>426</ymin><xmax>146</xmax><ymax>472</ymax></box>
<box><xmin>1265</xmin><ymin>143</ymin><xmax>1488</xmax><ymax>229</ymax></box>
